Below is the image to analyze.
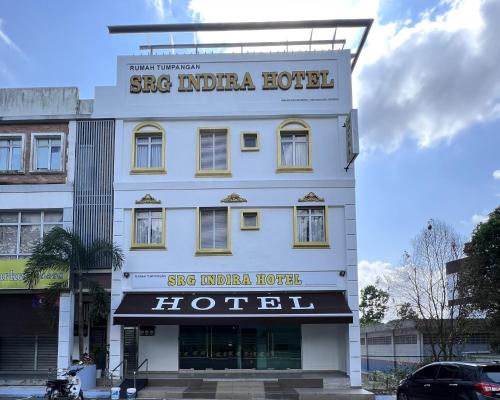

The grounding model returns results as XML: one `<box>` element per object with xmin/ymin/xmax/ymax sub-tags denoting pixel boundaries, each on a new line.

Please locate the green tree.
<box><xmin>23</xmin><ymin>227</ymin><xmax>124</xmax><ymax>359</ymax></box>
<box><xmin>360</xmin><ymin>284</ymin><xmax>389</xmax><ymax>326</ymax></box>
<box><xmin>461</xmin><ymin>207</ymin><xmax>500</xmax><ymax>350</ymax></box>
<box><xmin>397</xmin><ymin>302</ymin><xmax>418</xmax><ymax>321</ymax></box>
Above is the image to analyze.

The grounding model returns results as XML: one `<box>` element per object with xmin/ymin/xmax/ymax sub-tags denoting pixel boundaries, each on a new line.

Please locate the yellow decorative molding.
<box><xmin>298</xmin><ymin>192</ymin><xmax>325</xmax><ymax>202</ymax></box>
<box><xmin>221</xmin><ymin>193</ymin><xmax>247</xmax><ymax>203</ymax></box>
<box><xmin>135</xmin><ymin>194</ymin><xmax>161</xmax><ymax>204</ymax></box>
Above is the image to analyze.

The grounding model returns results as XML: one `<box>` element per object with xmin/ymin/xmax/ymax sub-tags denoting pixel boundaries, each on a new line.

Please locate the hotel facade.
<box><xmin>0</xmin><ymin>21</ymin><xmax>367</xmax><ymax>388</ymax></box>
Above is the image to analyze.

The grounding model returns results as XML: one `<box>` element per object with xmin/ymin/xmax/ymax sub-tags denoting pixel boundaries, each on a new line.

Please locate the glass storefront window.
<box><xmin>179</xmin><ymin>325</ymin><xmax>301</xmax><ymax>370</ymax></box>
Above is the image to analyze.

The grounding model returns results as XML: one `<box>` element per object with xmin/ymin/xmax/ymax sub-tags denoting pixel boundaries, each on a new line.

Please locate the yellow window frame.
<box><xmin>293</xmin><ymin>206</ymin><xmax>330</xmax><ymax>249</ymax></box>
<box><xmin>130</xmin><ymin>208</ymin><xmax>166</xmax><ymax>250</ymax></box>
<box><xmin>240</xmin><ymin>132</ymin><xmax>260</xmax><ymax>152</ymax></box>
<box><xmin>195</xmin><ymin>127</ymin><xmax>231</xmax><ymax>177</ymax></box>
<box><xmin>195</xmin><ymin>207</ymin><xmax>232</xmax><ymax>256</ymax></box>
<box><xmin>276</xmin><ymin>118</ymin><xmax>313</xmax><ymax>173</ymax></box>
<box><xmin>240</xmin><ymin>209</ymin><xmax>260</xmax><ymax>230</ymax></box>
<box><xmin>131</xmin><ymin>121</ymin><xmax>166</xmax><ymax>174</ymax></box>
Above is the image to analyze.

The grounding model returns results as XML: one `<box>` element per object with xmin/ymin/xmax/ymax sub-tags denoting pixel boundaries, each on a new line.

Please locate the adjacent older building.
<box><xmin>0</xmin><ymin>87</ymin><xmax>90</xmax><ymax>372</ymax></box>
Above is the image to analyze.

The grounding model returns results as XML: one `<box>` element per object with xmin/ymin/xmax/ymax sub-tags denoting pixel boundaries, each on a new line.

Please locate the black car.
<box><xmin>397</xmin><ymin>361</ymin><xmax>500</xmax><ymax>400</ymax></box>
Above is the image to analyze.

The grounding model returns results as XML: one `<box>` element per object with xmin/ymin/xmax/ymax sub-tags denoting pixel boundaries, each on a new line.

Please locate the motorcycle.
<box><xmin>45</xmin><ymin>365</ymin><xmax>84</xmax><ymax>400</ymax></box>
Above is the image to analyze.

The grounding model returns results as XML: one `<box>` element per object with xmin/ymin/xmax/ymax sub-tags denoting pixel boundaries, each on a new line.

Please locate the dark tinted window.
<box><xmin>481</xmin><ymin>366</ymin><xmax>500</xmax><ymax>383</ymax></box>
<box><xmin>413</xmin><ymin>365</ymin><xmax>439</xmax><ymax>380</ymax></box>
<box><xmin>458</xmin><ymin>366</ymin><xmax>478</xmax><ymax>381</ymax></box>
<box><xmin>437</xmin><ymin>365</ymin><xmax>458</xmax><ymax>380</ymax></box>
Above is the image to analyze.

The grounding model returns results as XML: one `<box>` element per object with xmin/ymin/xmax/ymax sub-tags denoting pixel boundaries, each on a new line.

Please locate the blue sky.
<box><xmin>1</xmin><ymin>0</ymin><xmax>499</xmax><ymax>284</ymax></box>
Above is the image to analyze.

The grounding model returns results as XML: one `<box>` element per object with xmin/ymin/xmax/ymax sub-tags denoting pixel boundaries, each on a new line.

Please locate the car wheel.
<box><xmin>398</xmin><ymin>391</ymin><xmax>409</xmax><ymax>400</ymax></box>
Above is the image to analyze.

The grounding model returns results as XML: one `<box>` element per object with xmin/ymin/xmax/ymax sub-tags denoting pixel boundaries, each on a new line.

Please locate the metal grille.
<box><xmin>74</xmin><ymin>120</ymin><xmax>115</xmax><ymax>269</ymax></box>
<box><xmin>0</xmin><ymin>336</ymin><xmax>57</xmax><ymax>371</ymax></box>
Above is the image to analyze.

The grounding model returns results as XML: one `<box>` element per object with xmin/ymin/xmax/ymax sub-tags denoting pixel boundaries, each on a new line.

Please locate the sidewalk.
<box><xmin>0</xmin><ymin>386</ymin><xmax>110</xmax><ymax>399</ymax></box>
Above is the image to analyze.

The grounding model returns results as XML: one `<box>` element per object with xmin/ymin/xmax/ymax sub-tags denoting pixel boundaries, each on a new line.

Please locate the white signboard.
<box><xmin>129</xmin><ymin>270</ymin><xmax>338</xmax><ymax>292</ymax></box>
<box><xmin>93</xmin><ymin>51</ymin><xmax>353</xmax><ymax>118</ymax></box>
<box><xmin>345</xmin><ymin>108</ymin><xmax>359</xmax><ymax>168</ymax></box>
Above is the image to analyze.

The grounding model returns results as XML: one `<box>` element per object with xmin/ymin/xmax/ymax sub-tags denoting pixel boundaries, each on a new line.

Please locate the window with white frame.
<box><xmin>0</xmin><ymin>136</ymin><xmax>22</xmax><ymax>172</ymax></box>
<box><xmin>135</xmin><ymin>135</ymin><xmax>162</xmax><ymax>168</ymax></box>
<box><xmin>280</xmin><ymin>133</ymin><xmax>309</xmax><ymax>167</ymax></box>
<box><xmin>198</xmin><ymin>129</ymin><xmax>229</xmax><ymax>174</ymax></box>
<box><xmin>294</xmin><ymin>207</ymin><xmax>328</xmax><ymax>246</ymax></box>
<box><xmin>277</xmin><ymin>119</ymin><xmax>312</xmax><ymax>171</ymax></box>
<box><xmin>33</xmin><ymin>135</ymin><xmax>62</xmax><ymax>171</ymax></box>
<box><xmin>132</xmin><ymin>122</ymin><xmax>165</xmax><ymax>172</ymax></box>
<box><xmin>198</xmin><ymin>208</ymin><xmax>229</xmax><ymax>252</ymax></box>
<box><xmin>133</xmin><ymin>209</ymin><xmax>164</xmax><ymax>247</ymax></box>
<box><xmin>0</xmin><ymin>211</ymin><xmax>63</xmax><ymax>259</ymax></box>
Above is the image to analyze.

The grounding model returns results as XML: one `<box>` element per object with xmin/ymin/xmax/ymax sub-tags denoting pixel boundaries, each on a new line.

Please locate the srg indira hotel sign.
<box><xmin>129</xmin><ymin>64</ymin><xmax>335</xmax><ymax>93</ymax></box>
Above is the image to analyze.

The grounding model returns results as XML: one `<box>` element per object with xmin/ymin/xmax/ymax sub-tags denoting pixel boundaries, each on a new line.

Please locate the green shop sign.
<box><xmin>0</xmin><ymin>259</ymin><xmax>68</xmax><ymax>289</ymax></box>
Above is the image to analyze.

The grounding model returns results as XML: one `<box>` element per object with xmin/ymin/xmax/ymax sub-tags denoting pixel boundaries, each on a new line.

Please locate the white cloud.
<box><xmin>0</xmin><ymin>18</ymin><xmax>23</xmax><ymax>56</ymax></box>
<box><xmin>493</xmin><ymin>170</ymin><xmax>500</xmax><ymax>180</ymax></box>
<box><xmin>358</xmin><ymin>259</ymin><xmax>394</xmax><ymax>291</ymax></box>
<box><xmin>189</xmin><ymin>0</ymin><xmax>500</xmax><ymax>153</ymax></box>
<box><xmin>145</xmin><ymin>0</ymin><xmax>165</xmax><ymax>20</ymax></box>
<box><xmin>356</xmin><ymin>0</ymin><xmax>500</xmax><ymax>152</ymax></box>
<box><xmin>471</xmin><ymin>213</ymin><xmax>488</xmax><ymax>225</ymax></box>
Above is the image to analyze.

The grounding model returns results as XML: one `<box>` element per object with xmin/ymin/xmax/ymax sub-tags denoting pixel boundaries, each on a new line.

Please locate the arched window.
<box><xmin>276</xmin><ymin>119</ymin><xmax>312</xmax><ymax>172</ymax></box>
<box><xmin>131</xmin><ymin>122</ymin><xmax>165</xmax><ymax>173</ymax></box>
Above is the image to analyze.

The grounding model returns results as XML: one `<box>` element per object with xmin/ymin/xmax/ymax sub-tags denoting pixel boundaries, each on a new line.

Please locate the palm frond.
<box><xmin>86</xmin><ymin>240</ymin><xmax>124</xmax><ymax>271</ymax></box>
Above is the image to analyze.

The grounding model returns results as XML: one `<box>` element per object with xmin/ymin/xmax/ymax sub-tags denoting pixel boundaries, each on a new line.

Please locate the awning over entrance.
<box><xmin>113</xmin><ymin>291</ymin><xmax>352</xmax><ymax>325</ymax></box>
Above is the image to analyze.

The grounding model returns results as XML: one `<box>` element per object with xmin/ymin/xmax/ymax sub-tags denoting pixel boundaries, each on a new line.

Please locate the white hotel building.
<box><xmin>0</xmin><ymin>20</ymin><xmax>371</xmax><ymax>389</ymax></box>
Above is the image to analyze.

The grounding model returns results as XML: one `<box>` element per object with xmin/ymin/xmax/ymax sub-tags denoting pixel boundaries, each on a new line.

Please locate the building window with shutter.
<box><xmin>32</xmin><ymin>134</ymin><xmax>64</xmax><ymax>172</ymax></box>
<box><xmin>196</xmin><ymin>207</ymin><xmax>231</xmax><ymax>255</ymax></box>
<box><xmin>0</xmin><ymin>135</ymin><xmax>23</xmax><ymax>172</ymax></box>
<box><xmin>240</xmin><ymin>210</ymin><xmax>260</xmax><ymax>230</ymax></box>
<box><xmin>277</xmin><ymin>119</ymin><xmax>312</xmax><ymax>172</ymax></box>
<box><xmin>131</xmin><ymin>208</ymin><xmax>166</xmax><ymax>249</ymax></box>
<box><xmin>131</xmin><ymin>122</ymin><xmax>166</xmax><ymax>174</ymax></box>
<box><xmin>196</xmin><ymin>128</ymin><xmax>231</xmax><ymax>176</ymax></box>
<box><xmin>293</xmin><ymin>206</ymin><xmax>329</xmax><ymax>248</ymax></box>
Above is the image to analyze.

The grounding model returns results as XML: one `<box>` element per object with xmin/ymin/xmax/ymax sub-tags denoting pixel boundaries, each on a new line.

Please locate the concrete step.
<box><xmin>138</xmin><ymin>386</ymin><xmax>186</xmax><ymax>398</ymax></box>
<box><xmin>296</xmin><ymin>388</ymin><xmax>374</xmax><ymax>400</ymax></box>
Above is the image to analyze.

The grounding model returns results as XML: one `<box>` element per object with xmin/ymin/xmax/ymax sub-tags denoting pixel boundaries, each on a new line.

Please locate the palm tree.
<box><xmin>23</xmin><ymin>227</ymin><xmax>124</xmax><ymax>359</ymax></box>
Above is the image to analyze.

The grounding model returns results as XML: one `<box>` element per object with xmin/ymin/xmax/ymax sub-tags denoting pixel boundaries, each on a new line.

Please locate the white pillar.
<box><xmin>57</xmin><ymin>291</ymin><xmax>75</xmax><ymax>368</ymax></box>
<box><xmin>345</xmin><ymin>204</ymin><xmax>362</xmax><ymax>387</ymax></box>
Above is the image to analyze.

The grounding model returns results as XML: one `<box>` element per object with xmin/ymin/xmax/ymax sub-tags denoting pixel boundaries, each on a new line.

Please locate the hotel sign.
<box><xmin>129</xmin><ymin>270</ymin><xmax>338</xmax><ymax>292</ymax></box>
<box><xmin>129</xmin><ymin>68</ymin><xmax>335</xmax><ymax>94</ymax></box>
<box><xmin>0</xmin><ymin>259</ymin><xmax>68</xmax><ymax>290</ymax></box>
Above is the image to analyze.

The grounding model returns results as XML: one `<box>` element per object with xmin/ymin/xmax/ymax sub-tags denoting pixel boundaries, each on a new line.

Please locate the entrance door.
<box><xmin>123</xmin><ymin>327</ymin><xmax>138</xmax><ymax>375</ymax></box>
<box><xmin>90</xmin><ymin>327</ymin><xmax>107</xmax><ymax>370</ymax></box>
<box><xmin>241</xmin><ymin>328</ymin><xmax>257</xmax><ymax>369</ymax></box>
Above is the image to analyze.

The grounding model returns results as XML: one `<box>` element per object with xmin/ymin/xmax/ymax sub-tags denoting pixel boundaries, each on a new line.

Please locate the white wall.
<box><xmin>302</xmin><ymin>324</ymin><xmax>347</xmax><ymax>371</ymax></box>
<box><xmin>139</xmin><ymin>326</ymin><xmax>179</xmax><ymax>371</ymax></box>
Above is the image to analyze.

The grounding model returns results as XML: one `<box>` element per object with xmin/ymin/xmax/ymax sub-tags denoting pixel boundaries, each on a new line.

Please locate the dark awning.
<box><xmin>113</xmin><ymin>291</ymin><xmax>352</xmax><ymax>325</ymax></box>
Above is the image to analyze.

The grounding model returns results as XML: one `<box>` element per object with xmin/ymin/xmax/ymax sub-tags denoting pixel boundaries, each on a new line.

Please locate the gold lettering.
<box><xmin>294</xmin><ymin>274</ymin><xmax>302</xmax><ymax>285</ymax></box>
<box><xmin>201</xmin><ymin>73</ymin><xmax>216</xmax><ymax>91</ymax></box>
<box><xmin>167</xmin><ymin>275</ymin><xmax>176</xmax><ymax>286</ymax></box>
<box><xmin>277</xmin><ymin>71</ymin><xmax>292</xmax><ymax>90</ymax></box>
<box><xmin>178</xmin><ymin>74</ymin><xmax>189</xmax><ymax>92</ymax></box>
<box><xmin>291</xmin><ymin>71</ymin><xmax>305</xmax><ymax>89</ymax></box>
<box><xmin>239</xmin><ymin>72</ymin><xmax>256</xmax><ymax>91</ymax></box>
<box><xmin>157</xmin><ymin>74</ymin><xmax>171</xmax><ymax>93</ymax></box>
<box><xmin>216</xmin><ymin>73</ymin><xmax>226</xmax><ymax>91</ymax></box>
<box><xmin>320</xmin><ymin>70</ymin><xmax>334</xmax><ymax>88</ymax></box>
<box><xmin>276</xmin><ymin>274</ymin><xmax>285</xmax><ymax>285</ymax></box>
<box><xmin>225</xmin><ymin>73</ymin><xmax>240</xmax><ymax>91</ymax></box>
<box><xmin>177</xmin><ymin>274</ymin><xmax>186</xmax><ymax>286</ymax></box>
<box><xmin>256</xmin><ymin>274</ymin><xmax>266</xmax><ymax>285</ymax></box>
<box><xmin>306</xmin><ymin>71</ymin><xmax>321</xmax><ymax>89</ymax></box>
<box><xmin>186</xmin><ymin>275</ymin><xmax>196</xmax><ymax>286</ymax></box>
<box><xmin>217</xmin><ymin>275</ymin><xmax>226</xmax><ymax>285</ymax></box>
<box><xmin>130</xmin><ymin>75</ymin><xmax>142</xmax><ymax>93</ymax></box>
<box><xmin>206</xmin><ymin>275</ymin><xmax>215</xmax><ymax>285</ymax></box>
<box><xmin>242</xmin><ymin>274</ymin><xmax>251</xmax><ymax>285</ymax></box>
<box><xmin>266</xmin><ymin>274</ymin><xmax>275</xmax><ymax>285</ymax></box>
<box><xmin>232</xmin><ymin>274</ymin><xmax>241</xmax><ymax>285</ymax></box>
<box><xmin>142</xmin><ymin>75</ymin><xmax>157</xmax><ymax>93</ymax></box>
<box><xmin>187</xmin><ymin>74</ymin><xmax>200</xmax><ymax>92</ymax></box>
<box><xmin>262</xmin><ymin>72</ymin><xmax>278</xmax><ymax>90</ymax></box>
